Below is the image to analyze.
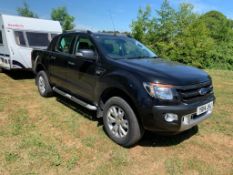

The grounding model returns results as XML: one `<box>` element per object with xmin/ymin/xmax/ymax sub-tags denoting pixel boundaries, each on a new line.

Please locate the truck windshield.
<box><xmin>94</xmin><ymin>35</ymin><xmax>157</xmax><ymax>60</ymax></box>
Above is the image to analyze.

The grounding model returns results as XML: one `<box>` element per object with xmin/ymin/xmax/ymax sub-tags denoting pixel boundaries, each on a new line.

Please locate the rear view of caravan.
<box><xmin>0</xmin><ymin>14</ymin><xmax>62</xmax><ymax>70</ymax></box>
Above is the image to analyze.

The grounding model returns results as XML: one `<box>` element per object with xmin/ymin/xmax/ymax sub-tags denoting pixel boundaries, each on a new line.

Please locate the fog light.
<box><xmin>182</xmin><ymin>114</ymin><xmax>192</xmax><ymax>125</ymax></box>
<box><xmin>164</xmin><ymin>113</ymin><xmax>178</xmax><ymax>122</ymax></box>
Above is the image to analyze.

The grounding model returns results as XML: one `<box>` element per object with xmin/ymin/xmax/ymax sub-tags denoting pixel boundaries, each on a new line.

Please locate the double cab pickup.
<box><xmin>32</xmin><ymin>31</ymin><xmax>215</xmax><ymax>147</ymax></box>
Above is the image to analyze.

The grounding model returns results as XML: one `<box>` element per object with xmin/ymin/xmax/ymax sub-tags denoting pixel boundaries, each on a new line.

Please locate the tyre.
<box><xmin>103</xmin><ymin>97</ymin><xmax>144</xmax><ymax>147</ymax></box>
<box><xmin>0</xmin><ymin>68</ymin><xmax>4</xmax><ymax>73</ymax></box>
<box><xmin>36</xmin><ymin>71</ymin><xmax>53</xmax><ymax>97</ymax></box>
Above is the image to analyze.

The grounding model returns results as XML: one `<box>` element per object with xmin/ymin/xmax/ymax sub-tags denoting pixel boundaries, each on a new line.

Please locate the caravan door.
<box><xmin>10</xmin><ymin>30</ymin><xmax>32</xmax><ymax>69</ymax></box>
<box><xmin>10</xmin><ymin>30</ymin><xmax>50</xmax><ymax>69</ymax></box>
<box><xmin>0</xmin><ymin>28</ymin><xmax>11</xmax><ymax>70</ymax></box>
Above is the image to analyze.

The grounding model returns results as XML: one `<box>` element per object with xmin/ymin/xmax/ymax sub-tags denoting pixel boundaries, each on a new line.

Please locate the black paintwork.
<box><xmin>32</xmin><ymin>32</ymin><xmax>215</xmax><ymax>133</ymax></box>
<box><xmin>119</xmin><ymin>58</ymin><xmax>210</xmax><ymax>86</ymax></box>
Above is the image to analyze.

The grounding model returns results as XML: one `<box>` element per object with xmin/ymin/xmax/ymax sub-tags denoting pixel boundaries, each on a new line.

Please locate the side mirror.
<box><xmin>75</xmin><ymin>49</ymin><xmax>96</xmax><ymax>60</ymax></box>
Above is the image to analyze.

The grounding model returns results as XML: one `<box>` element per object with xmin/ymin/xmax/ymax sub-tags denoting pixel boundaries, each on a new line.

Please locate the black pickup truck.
<box><xmin>32</xmin><ymin>31</ymin><xmax>215</xmax><ymax>147</ymax></box>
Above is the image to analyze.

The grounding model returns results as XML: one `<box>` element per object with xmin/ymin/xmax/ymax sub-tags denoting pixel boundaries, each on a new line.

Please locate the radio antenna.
<box><xmin>108</xmin><ymin>10</ymin><xmax>116</xmax><ymax>34</ymax></box>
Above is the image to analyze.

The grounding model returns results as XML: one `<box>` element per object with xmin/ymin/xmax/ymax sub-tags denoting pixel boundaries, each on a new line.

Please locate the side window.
<box><xmin>100</xmin><ymin>39</ymin><xmax>122</xmax><ymax>58</ymax></box>
<box><xmin>102</xmin><ymin>39</ymin><xmax>120</xmax><ymax>55</ymax></box>
<box><xmin>75</xmin><ymin>36</ymin><xmax>96</xmax><ymax>53</ymax></box>
<box><xmin>56</xmin><ymin>35</ymin><xmax>75</xmax><ymax>54</ymax></box>
<box><xmin>14</xmin><ymin>31</ymin><xmax>26</xmax><ymax>46</ymax></box>
<box><xmin>0</xmin><ymin>30</ymin><xmax>3</xmax><ymax>44</ymax></box>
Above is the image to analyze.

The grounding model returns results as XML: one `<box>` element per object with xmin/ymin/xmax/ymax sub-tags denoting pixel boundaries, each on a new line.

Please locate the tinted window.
<box><xmin>75</xmin><ymin>36</ymin><xmax>95</xmax><ymax>53</ymax></box>
<box><xmin>56</xmin><ymin>35</ymin><xmax>75</xmax><ymax>54</ymax></box>
<box><xmin>0</xmin><ymin>30</ymin><xmax>3</xmax><ymax>44</ymax></box>
<box><xmin>94</xmin><ymin>35</ymin><xmax>156</xmax><ymax>60</ymax></box>
<box><xmin>26</xmin><ymin>32</ymin><xmax>49</xmax><ymax>47</ymax></box>
<box><xmin>15</xmin><ymin>31</ymin><xmax>26</xmax><ymax>46</ymax></box>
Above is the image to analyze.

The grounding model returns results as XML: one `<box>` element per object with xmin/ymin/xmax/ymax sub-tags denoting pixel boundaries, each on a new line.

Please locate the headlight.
<box><xmin>143</xmin><ymin>82</ymin><xmax>174</xmax><ymax>100</ymax></box>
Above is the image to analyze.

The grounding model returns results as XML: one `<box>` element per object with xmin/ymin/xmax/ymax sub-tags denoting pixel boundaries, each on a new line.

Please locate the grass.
<box><xmin>0</xmin><ymin>69</ymin><xmax>232</xmax><ymax>175</ymax></box>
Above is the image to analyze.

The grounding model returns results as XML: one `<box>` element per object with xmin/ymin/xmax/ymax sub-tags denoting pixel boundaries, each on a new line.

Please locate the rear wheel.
<box><xmin>0</xmin><ymin>68</ymin><xmax>4</xmax><ymax>73</ymax></box>
<box><xmin>36</xmin><ymin>71</ymin><xmax>53</xmax><ymax>97</ymax></box>
<box><xmin>103</xmin><ymin>97</ymin><xmax>144</xmax><ymax>147</ymax></box>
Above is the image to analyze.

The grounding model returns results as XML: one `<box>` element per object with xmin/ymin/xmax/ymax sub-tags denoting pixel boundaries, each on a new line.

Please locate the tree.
<box><xmin>17</xmin><ymin>2</ymin><xmax>38</xmax><ymax>18</ymax></box>
<box><xmin>200</xmin><ymin>11</ymin><xmax>233</xmax><ymax>41</ymax></box>
<box><xmin>131</xmin><ymin>0</ymin><xmax>233</xmax><ymax>70</ymax></box>
<box><xmin>155</xmin><ymin>0</ymin><xmax>176</xmax><ymax>42</ymax></box>
<box><xmin>51</xmin><ymin>7</ymin><xmax>75</xmax><ymax>31</ymax></box>
<box><xmin>131</xmin><ymin>5</ymin><xmax>152</xmax><ymax>42</ymax></box>
<box><xmin>176</xmin><ymin>3</ymin><xmax>197</xmax><ymax>34</ymax></box>
<box><xmin>173</xmin><ymin>20</ymin><xmax>214</xmax><ymax>68</ymax></box>
<box><xmin>199</xmin><ymin>11</ymin><xmax>233</xmax><ymax>69</ymax></box>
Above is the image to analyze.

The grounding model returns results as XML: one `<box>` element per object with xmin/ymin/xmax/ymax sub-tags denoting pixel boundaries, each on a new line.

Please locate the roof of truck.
<box><xmin>63</xmin><ymin>30</ymin><xmax>131</xmax><ymax>38</ymax></box>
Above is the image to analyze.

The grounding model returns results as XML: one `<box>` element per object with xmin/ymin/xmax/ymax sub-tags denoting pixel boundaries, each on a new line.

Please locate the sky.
<box><xmin>0</xmin><ymin>0</ymin><xmax>232</xmax><ymax>32</ymax></box>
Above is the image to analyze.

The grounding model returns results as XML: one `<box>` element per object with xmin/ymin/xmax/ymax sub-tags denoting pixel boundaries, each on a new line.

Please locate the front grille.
<box><xmin>177</xmin><ymin>81</ymin><xmax>213</xmax><ymax>103</ymax></box>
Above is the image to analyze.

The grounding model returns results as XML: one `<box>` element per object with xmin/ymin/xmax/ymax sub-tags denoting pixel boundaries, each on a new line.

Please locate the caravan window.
<box><xmin>0</xmin><ymin>30</ymin><xmax>3</xmax><ymax>44</ymax></box>
<box><xmin>15</xmin><ymin>31</ymin><xmax>26</xmax><ymax>46</ymax></box>
<box><xmin>26</xmin><ymin>32</ymin><xmax>49</xmax><ymax>47</ymax></box>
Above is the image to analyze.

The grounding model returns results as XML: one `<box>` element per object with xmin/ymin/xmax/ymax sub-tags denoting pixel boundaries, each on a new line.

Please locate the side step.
<box><xmin>53</xmin><ymin>87</ymin><xmax>97</xmax><ymax>111</ymax></box>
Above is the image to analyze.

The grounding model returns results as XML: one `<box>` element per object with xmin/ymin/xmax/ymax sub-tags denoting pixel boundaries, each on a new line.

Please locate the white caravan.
<box><xmin>0</xmin><ymin>14</ymin><xmax>62</xmax><ymax>70</ymax></box>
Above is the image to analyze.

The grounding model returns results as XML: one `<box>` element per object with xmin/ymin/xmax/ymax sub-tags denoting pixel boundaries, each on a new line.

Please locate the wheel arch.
<box><xmin>35</xmin><ymin>64</ymin><xmax>45</xmax><ymax>73</ymax></box>
<box><xmin>35</xmin><ymin>64</ymin><xmax>50</xmax><ymax>86</ymax></box>
<box><xmin>99</xmin><ymin>87</ymin><xmax>142</xmax><ymax>123</ymax></box>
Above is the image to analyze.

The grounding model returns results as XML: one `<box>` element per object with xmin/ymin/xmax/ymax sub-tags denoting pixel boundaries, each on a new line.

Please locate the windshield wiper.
<box><xmin>127</xmin><ymin>56</ymin><xmax>158</xmax><ymax>59</ymax></box>
<box><xmin>149</xmin><ymin>56</ymin><xmax>159</xmax><ymax>58</ymax></box>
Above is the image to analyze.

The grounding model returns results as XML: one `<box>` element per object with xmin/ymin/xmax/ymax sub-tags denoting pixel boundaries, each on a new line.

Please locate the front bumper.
<box><xmin>142</xmin><ymin>95</ymin><xmax>215</xmax><ymax>133</ymax></box>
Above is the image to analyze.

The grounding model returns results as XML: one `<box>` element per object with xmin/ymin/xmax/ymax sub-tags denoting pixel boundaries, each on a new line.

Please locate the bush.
<box><xmin>131</xmin><ymin>0</ymin><xmax>233</xmax><ymax>70</ymax></box>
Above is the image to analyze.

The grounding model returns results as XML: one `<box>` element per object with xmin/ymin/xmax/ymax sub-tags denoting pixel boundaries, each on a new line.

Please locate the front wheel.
<box><xmin>36</xmin><ymin>71</ymin><xmax>53</xmax><ymax>97</ymax></box>
<box><xmin>103</xmin><ymin>97</ymin><xmax>144</xmax><ymax>147</ymax></box>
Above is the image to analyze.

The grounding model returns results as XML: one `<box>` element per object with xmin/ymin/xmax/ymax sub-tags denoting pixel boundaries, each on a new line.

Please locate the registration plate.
<box><xmin>197</xmin><ymin>101</ymin><xmax>213</xmax><ymax>115</ymax></box>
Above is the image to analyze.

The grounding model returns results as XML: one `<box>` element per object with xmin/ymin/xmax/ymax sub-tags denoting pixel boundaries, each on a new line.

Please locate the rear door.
<box><xmin>48</xmin><ymin>34</ymin><xmax>76</xmax><ymax>90</ymax></box>
<box><xmin>65</xmin><ymin>34</ymin><xmax>99</xmax><ymax>101</ymax></box>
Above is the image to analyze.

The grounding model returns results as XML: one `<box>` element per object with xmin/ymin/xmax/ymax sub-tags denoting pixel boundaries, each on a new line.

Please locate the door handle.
<box><xmin>95</xmin><ymin>67</ymin><xmax>105</xmax><ymax>76</ymax></box>
<box><xmin>67</xmin><ymin>61</ymin><xmax>76</xmax><ymax>66</ymax></box>
<box><xmin>50</xmin><ymin>56</ymin><xmax>56</xmax><ymax>60</ymax></box>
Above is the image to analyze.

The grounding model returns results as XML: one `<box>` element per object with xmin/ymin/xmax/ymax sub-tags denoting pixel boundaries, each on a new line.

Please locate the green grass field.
<box><xmin>0</xmin><ymin>70</ymin><xmax>232</xmax><ymax>175</ymax></box>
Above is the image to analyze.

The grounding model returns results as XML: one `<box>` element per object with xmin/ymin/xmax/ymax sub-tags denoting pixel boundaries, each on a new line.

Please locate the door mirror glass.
<box><xmin>76</xmin><ymin>49</ymin><xmax>96</xmax><ymax>60</ymax></box>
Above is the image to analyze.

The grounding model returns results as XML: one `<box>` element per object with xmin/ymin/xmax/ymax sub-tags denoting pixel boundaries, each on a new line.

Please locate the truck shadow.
<box><xmin>2</xmin><ymin>70</ymin><xmax>35</xmax><ymax>80</ymax></box>
<box><xmin>138</xmin><ymin>126</ymin><xmax>198</xmax><ymax>147</ymax></box>
<box><xmin>55</xmin><ymin>95</ymin><xmax>101</xmax><ymax>122</ymax></box>
<box><xmin>55</xmin><ymin>94</ymin><xmax>198</xmax><ymax>147</ymax></box>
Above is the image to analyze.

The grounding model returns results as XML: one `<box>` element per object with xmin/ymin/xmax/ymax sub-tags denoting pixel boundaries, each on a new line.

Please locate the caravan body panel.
<box><xmin>0</xmin><ymin>14</ymin><xmax>62</xmax><ymax>70</ymax></box>
<box><xmin>0</xmin><ymin>15</ymin><xmax>11</xmax><ymax>69</ymax></box>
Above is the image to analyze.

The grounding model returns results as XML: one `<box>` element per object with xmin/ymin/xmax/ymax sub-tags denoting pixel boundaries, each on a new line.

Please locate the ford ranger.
<box><xmin>32</xmin><ymin>31</ymin><xmax>215</xmax><ymax>147</ymax></box>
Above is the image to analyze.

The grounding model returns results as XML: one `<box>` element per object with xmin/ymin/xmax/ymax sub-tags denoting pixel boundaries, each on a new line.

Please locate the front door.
<box><xmin>65</xmin><ymin>35</ymin><xmax>99</xmax><ymax>102</ymax></box>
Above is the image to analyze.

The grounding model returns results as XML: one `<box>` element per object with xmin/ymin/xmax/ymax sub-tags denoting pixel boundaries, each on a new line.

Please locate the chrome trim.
<box><xmin>179</xmin><ymin>110</ymin><xmax>213</xmax><ymax>132</ymax></box>
<box><xmin>175</xmin><ymin>81</ymin><xmax>211</xmax><ymax>91</ymax></box>
<box><xmin>53</xmin><ymin>87</ymin><xmax>97</xmax><ymax>111</ymax></box>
